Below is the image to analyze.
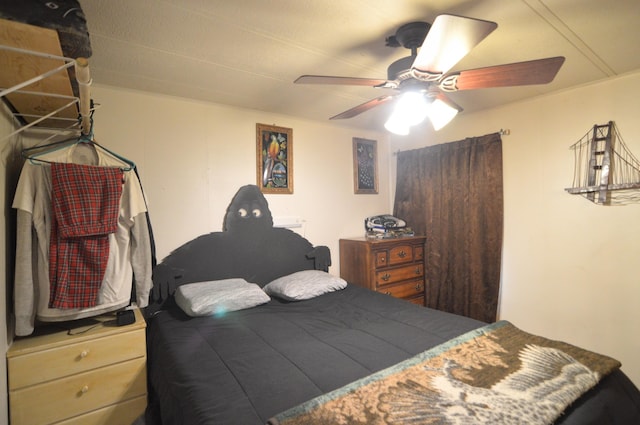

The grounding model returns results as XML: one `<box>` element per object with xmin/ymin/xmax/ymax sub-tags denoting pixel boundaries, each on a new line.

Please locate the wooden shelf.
<box><xmin>0</xmin><ymin>18</ymin><xmax>85</xmax><ymax>135</ymax></box>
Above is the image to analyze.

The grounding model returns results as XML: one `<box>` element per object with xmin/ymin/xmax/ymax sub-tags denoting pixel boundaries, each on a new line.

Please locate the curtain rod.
<box><xmin>393</xmin><ymin>128</ymin><xmax>510</xmax><ymax>155</ymax></box>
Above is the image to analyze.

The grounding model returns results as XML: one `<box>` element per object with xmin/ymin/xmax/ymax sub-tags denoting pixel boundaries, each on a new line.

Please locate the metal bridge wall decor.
<box><xmin>565</xmin><ymin>121</ymin><xmax>640</xmax><ymax>205</ymax></box>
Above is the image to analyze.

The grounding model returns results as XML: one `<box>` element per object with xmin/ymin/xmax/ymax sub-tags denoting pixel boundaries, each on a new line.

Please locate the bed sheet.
<box><xmin>145</xmin><ymin>284</ymin><xmax>640</xmax><ymax>425</ymax></box>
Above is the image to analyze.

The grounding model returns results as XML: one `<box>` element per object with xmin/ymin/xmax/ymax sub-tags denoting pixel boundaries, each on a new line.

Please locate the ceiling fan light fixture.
<box><xmin>397</xmin><ymin>91</ymin><xmax>430</xmax><ymax>126</ymax></box>
<box><xmin>384</xmin><ymin>91</ymin><xmax>429</xmax><ymax>135</ymax></box>
<box><xmin>428</xmin><ymin>97</ymin><xmax>459</xmax><ymax>131</ymax></box>
<box><xmin>384</xmin><ymin>113</ymin><xmax>410</xmax><ymax>135</ymax></box>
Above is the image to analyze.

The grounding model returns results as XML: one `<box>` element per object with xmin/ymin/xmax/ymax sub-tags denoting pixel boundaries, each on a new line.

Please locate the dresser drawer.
<box><xmin>10</xmin><ymin>357</ymin><xmax>147</xmax><ymax>425</ymax></box>
<box><xmin>8</xmin><ymin>328</ymin><xmax>146</xmax><ymax>389</ymax></box>
<box><xmin>378</xmin><ymin>279</ymin><xmax>425</xmax><ymax>299</ymax></box>
<box><xmin>413</xmin><ymin>244</ymin><xmax>424</xmax><ymax>261</ymax></box>
<box><xmin>376</xmin><ymin>263</ymin><xmax>424</xmax><ymax>286</ymax></box>
<box><xmin>388</xmin><ymin>244</ymin><xmax>415</xmax><ymax>266</ymax></box>
<box><xmin>374</xmin><ymin>244</ymin><xmax>417</xmax><ymax>268</ymax></box>
<box><xmin>407</xmin><ymin>295</ymin><xmax>426</xmax><ymax>306</ymax></box>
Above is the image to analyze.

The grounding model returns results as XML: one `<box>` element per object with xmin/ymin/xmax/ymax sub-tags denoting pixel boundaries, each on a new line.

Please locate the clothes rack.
<box><xmin>75</xmin><ymin>57</ymin><xmax>92</xmax><ymax>135</ymax></box>
<box><xmin>21</xmin><ymin>129</ymin><xmax>136</xmax><ymax>172</ymax></box>
<box><xmin>1</xmin><ymin>19</ymin><xmax>93</xmax><ymax>142</ymax></box>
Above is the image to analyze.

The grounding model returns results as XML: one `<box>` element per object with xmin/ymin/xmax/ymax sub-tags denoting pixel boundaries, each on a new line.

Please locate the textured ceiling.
<box><xmin>79</xmin><ymin>0</ymin><xmax>640</xmax><ymax>133</ymax></box>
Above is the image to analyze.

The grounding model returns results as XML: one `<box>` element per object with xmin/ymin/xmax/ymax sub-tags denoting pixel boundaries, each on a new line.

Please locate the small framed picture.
<box><xmin>353</xmin><ymin>137</ymin><xmax>378</xmax><ymax>194</ymax></box>
<box><xmin>256</xmin><ymin>123</ymin><xmax>293</xmax><ymax>194</ymax></box>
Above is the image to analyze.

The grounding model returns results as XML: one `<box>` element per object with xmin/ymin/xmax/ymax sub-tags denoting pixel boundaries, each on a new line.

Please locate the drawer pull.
<box><xmin>415</xmin><ymin>283</ymin><xmax>424</xmax><ymax>291</ymax></box>
<box><xmin>398</xmin><ymin>250</ymin><xmax>406</xmax><ymax>258</ymax></box>
<box><xmin>381</xmin><ymin>273</ymin><xmax>391</xmax><ymax>281</ymax></box>
<box><xmin>415</xmin><ymin>267</ymin><xmax>421</xmax><ymax>275</ymax></box>
<box><xmin>79</xmin><ymin>350</ymin><xmax>89</xmax><ymax>359</ymax></box>
<box><xmin>81</xmin><ymin>385</ymin><xmax>89</xmax><ymax>394</ymax></box>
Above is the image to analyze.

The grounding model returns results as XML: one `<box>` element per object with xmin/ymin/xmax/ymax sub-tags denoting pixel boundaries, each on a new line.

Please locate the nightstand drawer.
<box><xmin>55</xmin><ymin>395</ymin><xmax>146</xmax><ymax>425</ymax></box>
<box><xmin>10</xmin><ymin>357</ymin><xmax>146</xmax><ymax>425</ymax></box>
<box><xmin>376</xmin><ymin>263</ymin><xmax>424</xmax><ymax>286</ymax></box>
<box><xmin>378</xmin><ymin>279</ymin><xmax>425</xmax><ymax>299</ymax></box>
<box><xmin>8</xmin><ymin>328</ymin><xmax>146</xmax><ymax>389</ymax></box>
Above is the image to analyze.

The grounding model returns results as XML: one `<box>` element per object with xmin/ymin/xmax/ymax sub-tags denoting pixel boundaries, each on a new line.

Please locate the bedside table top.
<box><xmin>8</xmin><ymin>308</ymin><xmax>145</xmax><ymax>357</ymax></box>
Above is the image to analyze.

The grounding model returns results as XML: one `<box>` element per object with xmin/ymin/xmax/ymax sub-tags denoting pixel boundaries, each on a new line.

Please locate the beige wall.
<box><xmin>391</xmin><ymin>70</ymin><xmax>640</xmax><ymax>387</ymax></box>
<box><xmin>81</xmin><ymin>85</ymin><xmax>393</xmax><ymax>268</ymax></box>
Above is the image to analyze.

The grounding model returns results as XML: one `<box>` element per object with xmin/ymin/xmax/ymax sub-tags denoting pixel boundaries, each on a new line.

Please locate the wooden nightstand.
<box><xmin>7</xmin><ymin>308</ymin><xmax>147</xmax><ymax>425</ymax></box>
<box><xmin>339</xmin><ymin>236</ymin><xmax>426</xmax><ymax>305</ymax></box>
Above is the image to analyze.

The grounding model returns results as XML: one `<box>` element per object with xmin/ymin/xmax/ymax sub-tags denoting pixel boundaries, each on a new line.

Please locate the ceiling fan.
<box><xmin>294</xmin><ymin>14</ymin><xmax>565</xmax><ymax>134</ymax></box>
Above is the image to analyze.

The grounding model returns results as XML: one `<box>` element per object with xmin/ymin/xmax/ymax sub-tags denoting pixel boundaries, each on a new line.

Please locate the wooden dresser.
<box><xmin>7</xmin><ymin>308</ymin><xmax>147</xmax><ymax>425</ymax></box>
<box><xmin>339</xmin><ymin>236</ymin><xmax>426</xmax><ymax>305</ymax></box>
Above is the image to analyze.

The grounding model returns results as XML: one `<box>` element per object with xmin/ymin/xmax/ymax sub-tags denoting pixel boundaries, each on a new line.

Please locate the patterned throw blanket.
<box><xmin>269</xmin><ymin>321</ymin><xmax>620</xmax><ymax>425</ymax></box>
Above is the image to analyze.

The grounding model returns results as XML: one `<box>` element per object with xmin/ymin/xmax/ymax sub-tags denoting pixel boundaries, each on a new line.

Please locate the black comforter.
<box><xmin>145</xmin><ymin>284</ymin><xmax>640</xmax><ymax>425</ymax></box>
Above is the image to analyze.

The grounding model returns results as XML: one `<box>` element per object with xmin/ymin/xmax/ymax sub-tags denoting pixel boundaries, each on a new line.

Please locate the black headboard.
<box><xmin>147</xmin><ymin>185</ymin><xmax>331</xmax><ymax>312</ymax></box>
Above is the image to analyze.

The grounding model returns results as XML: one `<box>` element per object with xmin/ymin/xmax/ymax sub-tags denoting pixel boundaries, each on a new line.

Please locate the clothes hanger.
<box><xmin>22</xmin><ymin>117</ymin><xmax>135</xmax><ymax>171</ymax></box>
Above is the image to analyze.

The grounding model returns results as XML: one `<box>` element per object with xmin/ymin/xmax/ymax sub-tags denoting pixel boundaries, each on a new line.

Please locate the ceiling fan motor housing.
<box><xmin>387</xmin><ymin>56</ymin><xmax>415</xmax><ymax>81</ymax></box>
<box><xmin>386</xmin><ymin>21</ymin><xmax>431</xmax><ymax>50</ymax></box>
<box><xmin>386</xmin><ymin>22</ymin><xmax>431</xmax><ymax>82</ymax></box>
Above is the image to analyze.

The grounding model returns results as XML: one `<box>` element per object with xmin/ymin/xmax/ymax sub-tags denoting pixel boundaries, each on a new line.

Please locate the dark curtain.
<box><xmin>393</xmin><ymin>133</ymin><xmax>503</xmax><ymax>323</ymax></box>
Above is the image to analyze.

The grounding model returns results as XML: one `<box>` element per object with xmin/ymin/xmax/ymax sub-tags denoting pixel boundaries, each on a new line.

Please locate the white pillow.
<box><xmin>263</xmin><ymin>270</ymin><xmax>347</xmax><ymax>301</ymax></box>
<box><xmin>175</xmin><ymin>278</ymin><xmax>270</xmax><ymax>317</ymax></box>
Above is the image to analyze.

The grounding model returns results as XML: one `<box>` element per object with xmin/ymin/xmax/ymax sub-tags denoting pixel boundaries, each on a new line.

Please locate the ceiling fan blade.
<box><xmin>435</xmin><ymin>92</ymin><xmax>463</xmax><ymax>113</ymax></box>
<box><xmin>330</xmin><ymin>95</ymin><xmax>395</xmax><ymax>120</ymax></box>
<box><xmin>412</xmin><ymin>14</ymin><xmax>497</xmax><ymax>76</ymax></box>
<box><xmin>444</xmin><ymin>56</ymin><xmax>565</xmax><ymax>91</ymax></box>
<box><xmin>295</xmin><ymin>75</ymin><xmax>388</xmax><ymax>87</ymax></box>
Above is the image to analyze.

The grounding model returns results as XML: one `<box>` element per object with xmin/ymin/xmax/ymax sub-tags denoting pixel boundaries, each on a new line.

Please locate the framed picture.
<box><xmin>256</xmin><ymin>123</ymin><xmax>293</xmax><ymax>194</ymax></box>
<box><xmin>353</xmin><ymin>137</ymin><xmax>378</xmax><ymax>194</ymax></box>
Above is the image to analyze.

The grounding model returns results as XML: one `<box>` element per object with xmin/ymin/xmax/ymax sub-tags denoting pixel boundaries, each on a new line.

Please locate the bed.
<box><xmin>144</xmin><ymin>185</ymin><xmax>640</xmax><ymax>425</ymax></box>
